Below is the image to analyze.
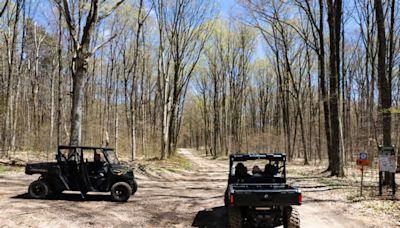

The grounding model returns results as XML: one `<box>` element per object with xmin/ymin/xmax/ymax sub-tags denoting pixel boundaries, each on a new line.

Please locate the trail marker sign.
<box><xmin>356</xmin><ymin>151</ymin><xmax>369</xmax><ymax>196</ymax></box>
<box><xmin>378</xmin><ymin>147</ymin><xmax>397</xmax><ymax>173</ymax></box>
<box><xmin>378</xmin><ymin>145</ymin><xmax>397</xmax><ymax>196</ymax></box>
<box><xmin>356</xmin><ymin>152</ymin><xmax>370</xmax><ymax>167</ymax></box>
<box><xmin>360</xmin><ymin>152</ymin><xmax>368</xmax><ymax>160</ymax></box>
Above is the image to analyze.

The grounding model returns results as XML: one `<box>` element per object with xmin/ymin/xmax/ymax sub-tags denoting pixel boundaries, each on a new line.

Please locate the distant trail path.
<box><xmin>0</xmin><ymin>149</ymin><xmax>376</xmax><ymax>227</ymax></box>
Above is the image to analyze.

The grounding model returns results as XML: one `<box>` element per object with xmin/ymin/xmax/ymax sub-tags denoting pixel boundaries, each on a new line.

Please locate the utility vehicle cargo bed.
<box><xmin>230</xmin><ymin>183</ymin><xmax>301</xmax><ymax>207</ymax></box>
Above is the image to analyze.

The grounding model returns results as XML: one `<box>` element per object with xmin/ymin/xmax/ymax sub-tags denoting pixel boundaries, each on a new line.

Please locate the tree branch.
<box><xmin>53</xmin><ymin>0</ymin><xmax>78</xmax><ymax>50</ymax></box>
<box><xmin>0</xmin><ymin>0</ymin><xmax>8</xmax><ymax>18</ymax></box>
<box><xmin>92</xmin><ymin>33</ymin><xmax>117</xmax><ymax>53</ymax></box>
<box><xmin>81</xmin><ymin>0</ymin><xmax>98</xmax><ymax>47</ymax></box>
<box><xmin>98</xmin><ymin>0</ymin><xmax>125</xmax><ymax>21</ymax></box>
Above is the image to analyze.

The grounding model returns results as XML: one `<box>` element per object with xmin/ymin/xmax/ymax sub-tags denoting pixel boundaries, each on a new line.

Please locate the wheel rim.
<box><xmin>33</xmin><ymin>183</ymin><xmax>45</xmax><ymax>196</ymax></box>
<box><xmin>114</xmin><ymin>186</ymin><xmax>127</xmax><ymax>199</ymax></box>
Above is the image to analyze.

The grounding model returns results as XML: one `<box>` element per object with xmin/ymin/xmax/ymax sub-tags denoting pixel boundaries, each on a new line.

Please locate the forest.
<box><xmin>0</xmin><ymin>0</ymin><xmax>399</xmax><ymax>178</ymax></box>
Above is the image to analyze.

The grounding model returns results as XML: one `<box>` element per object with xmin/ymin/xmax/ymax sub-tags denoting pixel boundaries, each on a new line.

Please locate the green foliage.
<box><xmin>167</xmin><ymin>154</ymin><xmax>193</xmax><ymax>170</ymax></box>
<box><xmin>141</xmin><ymin>153</ymin><xmax>193</xmax><ymax>172</ymax></box>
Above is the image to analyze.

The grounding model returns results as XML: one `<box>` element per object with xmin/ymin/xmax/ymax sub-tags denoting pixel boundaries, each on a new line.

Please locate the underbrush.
<box><xmin>363</xmin><ymin>200</ymin><xmax>400</xmax><ymax>213</ymax></box>
<box><xmin>0</xmin><ymin>165</ymin><xmax>24</xmax><ymax>174</ymax></box>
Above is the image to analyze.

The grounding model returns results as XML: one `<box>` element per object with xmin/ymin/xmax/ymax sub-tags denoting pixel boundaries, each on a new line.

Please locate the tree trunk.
<box><xmin>70</xmin><ymin>56</ymin><xmax>88</xmax><ymax>146</ymax></box>
<box><xmin>327</xmin><ymin>0</ymin><xmax>344</xmax><ymax>177</ymax></box>
<box><xmin>374</xmin><ymin>0</ymin><xmax>393</xmax><ymax>182</ymax></box>
<box><xmin>1</xmin><ymin>0</ymin><xmax>21</xmax><ymax>158</ymax></box>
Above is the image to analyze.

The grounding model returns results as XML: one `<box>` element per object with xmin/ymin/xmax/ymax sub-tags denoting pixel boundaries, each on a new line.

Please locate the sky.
<box><xmin>218</xmin><ymin>0</ymin><xmax>266</xmax><ymax>59</ymax></box>
<box><xmin>219</xmin><ymin>0</ymin><xmax>238</xmax><ymax>18</ymax></box>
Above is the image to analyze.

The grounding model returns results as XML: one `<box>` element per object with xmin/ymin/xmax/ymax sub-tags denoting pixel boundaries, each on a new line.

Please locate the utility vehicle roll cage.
<box><xmin>56</xmin><ymin>145</ymin><xmax>117</xmax><ymax>164</ymax></box>
<box><xmin>229</xmin><ymin>153</ymin><xmax>287</xmax><ymax>183</ymax></box>
<box><xmin>58</xmin><ymin>145</ymin><xmax>114</xmax><ymax>150</ymax></box>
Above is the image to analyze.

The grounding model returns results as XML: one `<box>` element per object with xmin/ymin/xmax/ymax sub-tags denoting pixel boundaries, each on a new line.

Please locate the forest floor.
<box><xmin>0</xmin><ymin>148</ymin><xmax>399</xmax><ymax>227</ymax></box>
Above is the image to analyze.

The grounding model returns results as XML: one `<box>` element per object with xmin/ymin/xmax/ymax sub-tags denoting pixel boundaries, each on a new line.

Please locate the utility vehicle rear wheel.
<box><xmin>28</xmin><ymin>180</ymin><xmax>49</xmax><ymax>199</ymax></box>
<box><xmin>228</xmin><ymin>207</ymin><xmax>242</xmax><ymax>228</ymax></box>
<box><xmin>111</xmin><ymin>182</ymin><xmax>132</xmax><ymax>202</ymax></box>
<box><xmin>224</xmin><ymin>190</ymin><xmax>229</xmax><ymax>207</ymax></box>
<box><xmin>284</xmin><ymin>207</ymin><xmax>300</xmax><ymax>228</ymax></box>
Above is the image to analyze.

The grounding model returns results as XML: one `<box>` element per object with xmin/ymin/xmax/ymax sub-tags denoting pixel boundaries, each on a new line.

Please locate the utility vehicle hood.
<box><xmin>110</xmin><ymin>164</ymin><xmax>134</xmax><ymax>176</ymax></box>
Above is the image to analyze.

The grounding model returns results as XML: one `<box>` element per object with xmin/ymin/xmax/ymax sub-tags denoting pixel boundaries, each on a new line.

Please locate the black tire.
<box><xmin>284</xmin><ymin>207</ymin><xmax>300</xmax><ymax>228</ymax></box>
<box><xmin>224</xmin><ymin>189</ymin><xmax>230</xmax><ymax>207</ymax></box>
<box><xmin>131</xmin><ymin>180</ymin><xmax>138</xmax><ymax>195</ymax></box>
<box><xmin>28</xmin><ymin>180</ymin><xmax>49</xmax><ymax>199</ymax></box>
<box><xmin>111</xmin><ymin>182</ymin><xmax>132</xmax><ymax>202</ymax></box>
<box><xmin>228</xmin><ymin>207</ymin><xmax>242</xmax><ymax>228</ymax></box>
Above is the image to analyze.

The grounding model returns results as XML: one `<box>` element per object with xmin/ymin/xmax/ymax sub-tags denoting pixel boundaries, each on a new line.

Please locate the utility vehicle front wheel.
<box><xmin>111</xmin><ymin>182</ymin><xmax>132</xmax><ymax>202</ymax></box>
<box><xmin>28</xmin><ymin>180</ymin><xmax>49</xmax><ymax>199</ymax></box>
<box><xmin>228</xmin><ymin>207</ymin><xmax>242</xmax><ymax>228</ymax></box>
<box><xmin>284</xmin><ymin>207</ymin><xmax>300</xmax><ymax>228</ymax></box>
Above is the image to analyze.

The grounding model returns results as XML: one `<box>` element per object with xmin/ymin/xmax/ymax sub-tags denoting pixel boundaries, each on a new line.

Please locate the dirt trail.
<box><xmin>0</xmin><ymin>149</ymin><xmax>380</xmax><ymax>227</ymax></box>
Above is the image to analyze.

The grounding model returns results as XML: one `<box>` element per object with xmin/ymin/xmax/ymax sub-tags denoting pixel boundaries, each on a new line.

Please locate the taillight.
<box><xmin>298</xmin><ymin>193</ymin><xmax>302</xmax><ymax>205</ymax></box>
<box><xmin>230</xmin><ymin>194</ymin><xmax>234</xmax><ymax>206</ymax></box>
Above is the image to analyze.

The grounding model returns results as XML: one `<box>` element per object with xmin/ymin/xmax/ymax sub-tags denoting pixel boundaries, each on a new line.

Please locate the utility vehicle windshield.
<box><xmin>230</xmin><ymin>156</ymin><xmax>286</xmax><ymax>183</ymax></box>
<box><xmin>231</xmin><ymin>160</ymin><xmax>284</xmax><ymax>178</ymax></box>
<box><xmin>104</xmin><ymin>149</ymin><xmax>119</xmax><ymax>165</ymax></box>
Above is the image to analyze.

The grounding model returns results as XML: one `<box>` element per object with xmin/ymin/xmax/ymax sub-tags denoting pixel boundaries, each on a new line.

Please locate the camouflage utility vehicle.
<box><xmin>25</xmin><ymin>145</ymin><xmax>137</xmax><ymax>202</ymax></box>
<box><xmin>225</xmin><ymin>153</ymin><xmax>301</xmax><ymax>228</ymax></box>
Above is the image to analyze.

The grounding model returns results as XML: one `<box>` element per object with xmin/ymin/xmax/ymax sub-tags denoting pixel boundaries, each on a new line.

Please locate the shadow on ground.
<box><xmin>12</xmin><ymin>192</ymin><xmax>113</xmax><ymax>202</ymax></box>
<box><xmin>192</xmin><ymin>206</ymin><xmax>227</xmax><ymax>228</ymax></box>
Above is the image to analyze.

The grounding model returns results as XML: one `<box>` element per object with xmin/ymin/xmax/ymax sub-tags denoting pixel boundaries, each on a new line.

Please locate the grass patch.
<box><xmin>346</xmin><ymin>189</ymin><xmax>361</xmax><ymax>202</ymax></box>
<box><xmin>319</xmin><ymin>177</ymin><xmax>348</xmax><ymax>187</ymax></box>
<box><xmin>140</xmin><ymin>154</ymin><xmax>193</xmax><ymax>172</ymax></box>
<box><xmin>0</xmin><ymin>165</ymin><xmax>24</xmax><ymax>174</ymax></box>
<box><xmin>364</xmin><ymin>200</ymin><xmax>400</xmax><ymax>213</ymax></box>
<box><xmin>213</xmin><ymin>156</ymin><xmax>228</xmax><ymax>161</ymax></box>
<box><xmin>166</xmin><ymin>154</ymin><xmax>193</xmax><ymax>170</ymax></box>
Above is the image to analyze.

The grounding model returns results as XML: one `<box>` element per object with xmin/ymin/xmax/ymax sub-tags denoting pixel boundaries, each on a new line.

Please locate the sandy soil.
<box><xmin>0</xmin><ymin>149</ymin><xmax>397</xmax><ymax>227</ymax></box>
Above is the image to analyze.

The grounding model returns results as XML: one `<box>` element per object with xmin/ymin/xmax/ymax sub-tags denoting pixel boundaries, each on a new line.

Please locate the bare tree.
<box><xmin>1</xmin><ymin>0</ymin><xmax>22</xmax><ymax>157</ymax></box>
<box><xmin>54</xmin><ymin>0</ymin><xmax>124</xmax><ymax>146</ymax></box>
<box><xmin>122</xmin><ymin>0</ymin><xmax>151</xmax><ymax>161</ymax></box>
<box><xmin>326</xmin><ymin>0</ymin><xmax>344</xmax><ymax>177</ymax></box>
<box><xmin>374</xmin><ymin>0</ymin><xmax>393</xmax><ymax>182</ymax></box>
<box><xmin>154</xmin><ymin>0</ymin><xmax>213</xmax><ymax>159</ymax></box>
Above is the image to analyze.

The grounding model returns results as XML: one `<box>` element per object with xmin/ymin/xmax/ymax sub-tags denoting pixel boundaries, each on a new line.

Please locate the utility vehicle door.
<box><xmin>77</xmin><ymin>149</ymin><xmax>94</xmax><ymax>194</ymax></box>
<box><xmin>58</xmin><ymin>147</ymin><xmax>81</xmax><ymax>189</ymax></box>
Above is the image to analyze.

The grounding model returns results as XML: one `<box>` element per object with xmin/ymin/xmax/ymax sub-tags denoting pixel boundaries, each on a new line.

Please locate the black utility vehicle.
<box><xmin>224</xmin><ymin>153</ymin><xmax>301</xmax><ymax>228</ymax></box>
<box><xmin>25</xmin><ymin>145</ymin><xmax>138</xmax><ymax>202</ymax></box>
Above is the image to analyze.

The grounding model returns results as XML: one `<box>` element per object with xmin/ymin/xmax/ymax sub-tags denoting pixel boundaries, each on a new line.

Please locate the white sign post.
<box><xmin>379</xmin><ymin>154</ymin><xmax>397</xmax><ymax>173</ymax></box>
<box><xmin>378</xmin><ymin>145</ymin><xmax>397</xmax><ymax>196</ymax></box>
